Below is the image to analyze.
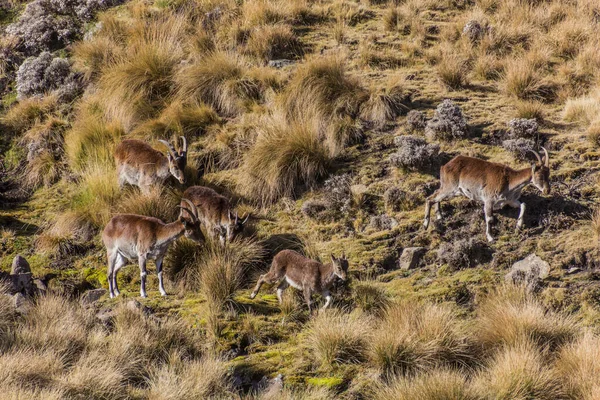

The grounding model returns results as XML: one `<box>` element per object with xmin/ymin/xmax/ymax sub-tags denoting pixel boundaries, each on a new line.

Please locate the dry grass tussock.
<box><xmin>369</xmin><ymin>300</ymin><xmax>474</xmax><ymax>376</ymax></box>
<box><xmin>475</xmin><ymin>285</ymin><xmax>579</xmax><ymax>351</ymax></box>
<box><xmin>472</xmin><ymin>338</ymin><xmax>568</xmax><ymax>399</ymax></box>
<box><xmin>1</xmin><ymin>96</ymin><xmax>57</xmax><ymax>135</ymax></box>
<box><xmin>0</xmin><ymin>293</ymin><xmax>224</xmax><ymax>397</ymax></box>
<box><xmin>305</xmin><ymin>308</ymin><xmax>373</xmax><ymax>369</ymax></box>
<box><xmin>373</xmin><ymin>368</ymin><xmax>477</xmax><ymax>400</ymax></box>
<box><xmin>556</xmin><ymin>332</ymin><xmax>600</xmax><ymax>400</ymax></box>
<box><xmin>563</xmin><ymin>86</ymin><xmax>600</xmax><ymax>126</ymax></box>
<box><xmin>240</xmin><ymin>116</ymin><xmax>333</xmax><ymax>205</ymax></box>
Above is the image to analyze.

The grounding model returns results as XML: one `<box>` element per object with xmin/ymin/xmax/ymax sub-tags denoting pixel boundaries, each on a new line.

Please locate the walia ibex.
<box><xmin>102</xmin><ymin>199</ymin><xmax>203</xmax><ymax>298</ymax></box>
<box><xmin>180</xmin><ymin>185</ymin><xmax>248</xmax><ymax>246</ymax></box>
<box><xmin>115</xmin><ymin>137</ymin><xmax>187</xmax><ymax>193</ymax></box>
<box><xmin>250</xmin><ymin>250</ymin><xmax>349</xmax><ymax>312</ymax></box>
<box><xmin>424</xmin><ymin>148</ymin><xmax>551</xmax><ymax>242</ymax></box>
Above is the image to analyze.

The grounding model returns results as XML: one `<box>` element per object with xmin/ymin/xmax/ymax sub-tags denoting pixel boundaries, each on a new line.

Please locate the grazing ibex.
<box><xmin>102</xmin><ymin>199</ymin><xmax>203</xmax><ymax>298</ymax></box>
<box><xmin>180</xmin><ymin>185</ymin><xmax>248</xmax><ymax>246</ymax></box>
<box><xmin>423</xmin><ymin>148</ymin><xmax>551</xmax><ymax>242</ymax></box>
<box><xmin>250</xmin><ymin>250</ymin><xmax>349</xmax><ymax>312</ymax></box>
<box><xmin>115</xmin><ymin>137</ymin><xmax>187</xmax><ymax>193</ymax></box>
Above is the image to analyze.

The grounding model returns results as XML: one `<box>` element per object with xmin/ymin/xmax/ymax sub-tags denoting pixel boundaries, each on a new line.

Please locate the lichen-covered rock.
<box><xmin>503</xmin><ymin>138</ymin><xmax>535</xmax><ymax>161</ymax></box>
<box><xmin>390</xmin><ymin>135</ymin><xmax>439</xmax><ymax>170</ymax></box>
<box><xmin>16</xmin><ymin>52</ymin><xmax>82</xmax><ymax>100</ymax></box>
<box><xmin>462</xmin><ymin>20</ymin><xmax>488</xmax><ymax>43</ymax></box>
<box><xmin>323</xmin><ymin>173</ymin><xmax>352</xmax><ymax>213</ymax></box>
<box><xmin>505</xmin><ymin>254</ymin><xmax>549</xmax><ymax>292</ymax></box>
<box><xmin>369</xmin><ymin>214</ymin><xmax>398</xmax><ymax>231</ymax></box>
<box><xmin>425</xmin><ymin>99</ymin><xmax>469</xmax><ymax>141</ymax></box>
<box><xmin>508</xmin><ymin>118</ymin><xmax>538</xmax><ymax>139</ymax></box>
<box><xmin>406</xmin><ymin>110</ymin><xmax>427</xmax><ymax>132</ymax></box>
<box><xmin>399</xmin><ymin>247</ymin><xmax>426</xmax><ymax>270</ymax></box>
<box><xmin>11</xmin><ymin>255</ymin><xmax>31</xmax><ymax>275</ymax></box>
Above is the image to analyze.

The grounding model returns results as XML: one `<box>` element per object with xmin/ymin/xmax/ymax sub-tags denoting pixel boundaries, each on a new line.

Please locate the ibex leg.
<box><xmin>303</xmin><ymin>286</ymin><xmax>313</xmax><ymax>314</ymax></box>
<box><xmin>156</xmin><ymin>257</ymin><xmax>167</xmax><ymax>296</ymax></box>
<box><xmin>139</xmin><ymin>256</ymin><xmax>148</xmax><ymax>298</ymax></box>
<box><xmin>424</xmin><ymin>188</ymin><xmax>454</xmax><ymax>229</ymax></box>
<box><xmin>508</xmin><ymin>200</ymin><xmax>526</xmax><ymax>230</ymax></box>
<box><xmin>112</xmin><ymin>254</ymin><xmax>126</xmax><ymax>297</ymax></box>
<box><xmin>276</xmin><ymin>280</ymin><xmax>289</xmax><ymax>304</ymax></box>
<box><xmin>107</xmin><ymin>251</ymin><xmax>117</xmax><ymax>298</ymax></box>
<box><xmin>484</xmin><ymin>201</ymin><xmax>495</xmax><ymax>242</ymax></box>
<box><xmin>322</xmin><ymin>290</ymin><xmax>332</xmax><ymax>310</ymax></box>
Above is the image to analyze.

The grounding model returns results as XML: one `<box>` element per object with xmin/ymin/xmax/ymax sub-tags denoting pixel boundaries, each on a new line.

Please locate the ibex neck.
<box><xmin>156</xmin><ymin>157</ymin><xmax>170</xmax><ymax>179</ymax></box>
<box><xmin>508</xmin><ymin>167</ymin><xmax>532</xmax><ymax>191</ymax></box>
<box><xmin>156</xmin><ymin>221</ymin><xmax>185</xmax><ymax>247</ymax></box>
<box><xmin>320</xmin><ymin>263</ymin><xmax>337</xmax><ymax>289</ymax></box>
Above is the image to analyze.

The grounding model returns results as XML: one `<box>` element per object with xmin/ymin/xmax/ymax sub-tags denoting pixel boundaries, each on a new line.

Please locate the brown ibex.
<box><xmin>115</xmin><ymin>137</ymin><xmax>187</xmax><ymax>193</ymax></box>
<box><xmin>102</xmin><ymin>199</ymin><xmax>203</xmax><ymax>298</ymax></box>
<box><xmin>250</xmin><ymin>250</ymin><xmax>349</xmax><ymax>312</ymax></box>
<box><xmin>180</xmin><ymin>185</ymin><xmax>248</xmax><ymax>246</ymax></box>
<box><xmin>423</xmin><ymin>148</ymin><xmax>551</xmax><ymax>242</ymax></box>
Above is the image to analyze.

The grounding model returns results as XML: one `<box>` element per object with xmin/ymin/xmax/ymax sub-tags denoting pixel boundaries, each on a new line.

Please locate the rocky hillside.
<box><xmin>2</xmin><ymin>0</ymin><xmax>600</xmax><ymax>398</ymax></box>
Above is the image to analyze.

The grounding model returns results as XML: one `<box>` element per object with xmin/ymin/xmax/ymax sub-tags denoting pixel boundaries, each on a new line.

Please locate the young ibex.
<box><xmin>250</xmin><ymin>250</ymin><xmax>349</xmax><ymax>312</ymax></box>
<box><xmin>423</xmin><ymin>148</ymin><xmax>551</xmax><ymax>242</ymax></box>
<box><xmin>180</xmin><ymin>185</ymin><xmax>249</xmax><ymax>246</ymax></box>
<box><xmin>102</xmin><ymin>199</ymin><xmax>203</xmax><ymax>298</ymax></box>
<box><xmin>115</xmin><ymin>137</ymin><xmax>187</xmax><ymax>193</ymax></box>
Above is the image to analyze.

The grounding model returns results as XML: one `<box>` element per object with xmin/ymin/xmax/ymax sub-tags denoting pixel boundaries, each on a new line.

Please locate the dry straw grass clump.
<box><xmin>475</xmin><ymin>285</ymin><xmax>579</xmax><ymax>351</ymax></box>
<box><xmin>369</xmin><ymin>301</ymin><xmax>474</xmax><ymax>376</ymax></box>
<box><xmin>501</xmin><ymin>58</ymin><xmax>556</xmax><ymax>102</ymax></box>
<box><xmin>245</xmin><ymin>24</ymin><xmax>304</xmax><ymax>61</ymax></box>
<box><xmin>555</xmin><ymin>332</ymin><xmax>600</xmax><ymax>399</ymax></box>
<box><xmin>176</xmin><ymin>51</ymin><xmax>262</xmax><ymax>117</ymax></box>
<box><xmin>436</xmin><ymin>50</ymin><xmax>469</xmax><ymax>90</ymax></box>
<box><xmin>305</xmin><ymin>309</ymin><xmax>372</xmax><ymax>369</ymax></box>
<box><xmin>472</xmin><ymin>339</ymin><xmax>568</xmax><ymax>399</ymax></box>
<box><xmin>373</xmin><ymin>368</ymin><xmax>477</xmax><ymax>400</ymax></box>
<box><xmin>240</xmin><ymin>118</ymin><xmax>333</xmax><ymax>204</ymax></box>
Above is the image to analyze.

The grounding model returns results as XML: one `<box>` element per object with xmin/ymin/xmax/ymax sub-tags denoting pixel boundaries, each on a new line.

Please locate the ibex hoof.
<box><xmin>487</xmin><ymin>236</ymin><xmax>495</xmax><ymax>243</ymax></box>
<box><xmin>423</xmin><ymin>221</ymin><xmax>429</xmax><ymax>230</ymax></box>
<box><xmin>160</xmin><ymin>292</ymin><xmax>167</xmax><ymax>297</ymax></box>
<box><xmin>140</xmin><ymin>293</ymin><xmax>148</xmax><ymax>298</ymax></box>
<box><xmin>249</xmin><ymin>292</ymin><xmax>256</xmax><ymax>299</ymax></box>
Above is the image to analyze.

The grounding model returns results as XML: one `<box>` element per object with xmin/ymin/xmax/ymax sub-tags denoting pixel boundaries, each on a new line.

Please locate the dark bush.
<box><xmin>437</xmin><ymin>238</ymin><xmax>490</xmax><ymax>270</ymax></box>
<box><xmin>16</xmin><ymin>52</ymin><xmax>82</xmax><ymax>100</ymax></box>
<box><xmin>503</xmin><ymin>138</ymin><xmax>535</xmax><ymax>161</ymax></box>
<box><xmin>406</xmin><ymin>110</ymin><xmax>427</xmax><ymax>132</ymax></box>
<box><xmin>390</xmin><ymin>135</ymin><xmax>439</xmax><ymax>170</ymax></box>
<box><xmin>507</xmin><ymin>118</ymin><xmax>538</xmax><ymax>139</ymax></box>
<box><xmin>369</xmin><ymin>214</ymin><xmax>398</xmax><ymax>231</ymax></box>
<box><xmin>425</xmin><ymin>99</ymin><xmax>468</xmax><ymax>141</ymax></box>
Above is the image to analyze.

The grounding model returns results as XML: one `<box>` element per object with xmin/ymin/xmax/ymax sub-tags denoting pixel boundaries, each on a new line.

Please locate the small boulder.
<box><xmin>127</xmin><ymin>299</ymin><xmax>153</xmax><ymax>316</ymax></box>
<box><xmin>33</xmin><ymin>279</ymin><xmax>48</xmax><ymax>293</ymax></box>
<box><xmin>268</xmin><ymin>59</ymin><xmax>295</xmax><ymax>69</ymax></box>
<box><xmin>505</xmin><ymin>254</ymin><xmax>550</xmax><ymax>291</ymax></box>
<box><xmin>11</xmin><ymin>255</ymin><xmax>31</xmax><ymax>275</ymax></box>
<box><xmin>80</xmin><ymin>288</ymin><xmax>107</xmax><ymax>306</ymax></box>
<box><xmin>399</xmin><ymin>247</ymin><xmax>426</xmax><ymax>270</ymax></box>
<box><xmin>11</xmin><ymin>272</ymin><xmax>33</xmax><ymax>295</ymax></box>
<box><xmin>13</xmin><ymin>292</ymin><xmax>28</xmax><ymax>314</ymax></box>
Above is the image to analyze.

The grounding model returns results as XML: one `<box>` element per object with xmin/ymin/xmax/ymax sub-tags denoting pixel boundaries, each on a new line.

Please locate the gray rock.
<box><xmin>11</xmin><ymin>255</ymin><xmax>31</xmax><ymax>275</ymax></box>
<box><xmin>126</xmin><ymin>299</ymin><xmax>153</xmax><ymax>316</ymax></box>
<box><xmin>80</xmin><ymin>288</ymin><xmax>107</xmax><ymax>306</ymax></box>
<box><xmin>11</xmin><ymin>272</ymin><xmax>33</xmax><ymax>294</ymax></box>
<box><xmin>268</xmin><ymin>59</ymin><xmax>295</xmax><ymax>69</ymax></box>
<box><xmin>399</xmin><ymin>247</ymin><xmax>426</xmax><ymax>270</ymax></box>
<box><xmin>505</xmin><ymin>254</ymin><xmax>550</xmax><ymax>291</ymax></box>
<box><xmin>566</xmin><ymin>267</ymin><xmax>581</xmax><ymax>275</ymax></box>
<box><xmin>33</xmin><ymin>279</ymin><xmax>47</xmax><ymax>293</ymax></box>
<box><xmin>13</xmin><ymin>292</ymin><xmax>28</xmax><ymax>313</ymax></box>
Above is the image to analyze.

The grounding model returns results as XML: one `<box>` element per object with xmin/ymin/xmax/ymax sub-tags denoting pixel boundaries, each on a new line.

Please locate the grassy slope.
<box><xmin>2</xmin><ymin>0</ymin><xmax>600</xmax><ymax>394</ymax></box>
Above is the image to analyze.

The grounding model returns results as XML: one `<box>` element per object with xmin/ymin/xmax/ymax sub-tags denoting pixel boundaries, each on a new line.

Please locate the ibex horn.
<box><xmin>242</xmin><ymin>214</ymin><xmax>250</xmax><ymax>224</ymax></box>
<box><xmin>180</xmin><ymin>136</ymin><xmax>187</xmax><ymax>156</ymax></box>
<box><xmin>541</xmin><ymin>147</ymin><xmax>549</xmax><ymax>167</ymax></box>
<box><xmin>182</xmin><ymin>198</ymin><xmax>199</xmax><ymax>221</ymax></box>
<box><xmin>178</xmin><ymin>206</ymin><xmax>194</xmax><ymax>221</ymax></box>
<box><xmin>235</xmin><ymin>211</ymin><xmax>239</xmax><ymax>224</ymax></box>
<box><xmin>158</xmin><ymin>139</ymin><xmax>177</xmax><ymax>159</ymax></box>
<box><xmin>228</xmin><ymin>210</ymin><xmax>233</xmax><ymax>224</ymax></box>
<box><xmin>527</xmin><ymin>149</ymin><xmax>542</xmax><ymax>165</ymax></box>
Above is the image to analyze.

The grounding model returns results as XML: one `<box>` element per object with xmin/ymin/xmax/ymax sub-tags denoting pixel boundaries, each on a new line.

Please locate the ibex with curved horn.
<box><xmin>114</xmin><ymin>137</ymin><xmax>188</xmax><ymax>193</ymax></box>
<box><xmin>424</xmin><ymin>148</ymin><xmax>551</xmax><ymax>242</ymax></box>
<box><xmin>102</xmin><ymin>199</ymin><xmax>203</xmax><ymax>298</ymax></box>
<box><xmin>180</xmin><ymin>185</ymin><xmax>249</xmax><ymax>246</ymax></box>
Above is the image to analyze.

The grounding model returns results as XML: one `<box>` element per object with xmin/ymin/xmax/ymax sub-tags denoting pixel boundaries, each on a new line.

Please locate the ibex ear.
<box><xmin>341</xmin><ymin>252</ymin><xmax>346</xmax><ymax>260</ymax></box>
<box><xmin>331</xmin><ymin>254</ymin><xmax>337</xmax><ymax>262</ymax></box>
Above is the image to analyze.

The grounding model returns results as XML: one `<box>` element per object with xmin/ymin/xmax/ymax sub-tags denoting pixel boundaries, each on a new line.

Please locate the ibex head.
<box><xmin>331</xmin><ymin>253</ymin><xmax>349</xmax><ymax>281</ymax></box>
<box><xmin>227</xmin><ymin>211</ymin><xmax>249</xmax><ymax>242</ymax></box>
<box><xmin>529</xmin><ymin>147</ymin><xmax>550</xmax><ymax>195</ymax></box>
<box><xmin>159</xmin><ymin>137</ymin><xmax>188</xmax><ymax>185</ymax></box>
<box><xmin>179</xmin><ymin>198</ymin><xmax>204</xmax><ymax>243</ymax></box>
